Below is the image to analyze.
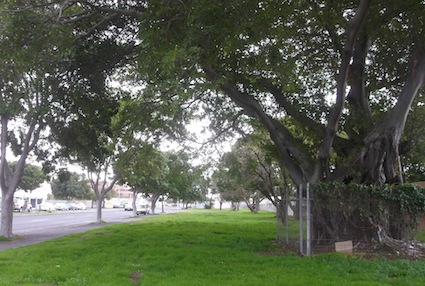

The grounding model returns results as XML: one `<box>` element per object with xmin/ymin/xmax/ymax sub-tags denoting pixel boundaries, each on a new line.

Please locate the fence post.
<box><xmin>285</xmin><ymin>186</ymin><xmax>289</xmax><ymax>244</ymax></box>
<box><xmin>306</xmin><ymin>183</ymin><xmax>311</xmax><ymax>256</ymax></box>
<box><xmin>276</xmin><ymin>186</ymin><xmax>280</xmax><ymax>241</ymax></box>
<box><xmin>299</xmin><ymin>184</ymin><xmax>303</xmax><ymax>255</ymax></box>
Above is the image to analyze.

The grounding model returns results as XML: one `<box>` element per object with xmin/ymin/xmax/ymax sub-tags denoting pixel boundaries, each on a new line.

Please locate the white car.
<box><xmin>39</xmin><ymin>202</ymin><xmax>55</xmax><ymax>212</ymax></box>
<box><xmin>124</xmin><ymin>204</ymin><xmax>133</xmax><ymax>211</ymax></box>
<box><xmin>76</xmin><ymin>202</ymin><xmax>87</xmax><ymax>210</ymax></box>
<box><xmin>136</xmin><ymin>204</ymin><xmax>150</xmax><ymax>215</ymax></box>
<box><xmin>55</xmin><ymin>203</ymin><xmax>68</xmax><ymax>211</ymax></box>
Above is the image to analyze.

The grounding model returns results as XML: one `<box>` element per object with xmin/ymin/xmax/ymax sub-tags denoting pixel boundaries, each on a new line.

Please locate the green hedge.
<box><xmin>312</xmin><ymin>182</ymin><xmax>425</xmax><ymax>241</ymax></box>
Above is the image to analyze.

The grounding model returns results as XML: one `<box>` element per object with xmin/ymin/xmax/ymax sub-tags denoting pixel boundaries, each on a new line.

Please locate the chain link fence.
<box><xmin>276</xmin><ymin>185</ymin><xmax>312</xmax><ymax>256</ymax></box>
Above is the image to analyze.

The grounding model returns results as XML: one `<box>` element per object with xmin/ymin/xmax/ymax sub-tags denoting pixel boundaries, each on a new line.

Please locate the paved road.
<box><xmin>0</xmin><ymin>207</ymin><xmax>181</xmax><ymax>251</ymax></box>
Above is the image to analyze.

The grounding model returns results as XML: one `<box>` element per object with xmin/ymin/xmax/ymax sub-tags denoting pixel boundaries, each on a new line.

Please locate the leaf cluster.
<box><xmin>51</xmin><ymin>169</ymin><xmax>93</xmax><ymax>200</ymax></box>
<box><xmin>115</xmin><ymin>141</ymin><xmax>165</xmax><ymax>191</ymax></box>
<box><xmin>9</xmin><ymin>162</ymin><xmax>46</xmax><ymax>192</ymax></box>
<box><xmin>212</xmin><ymin>120</ymin><xmax>298</xmax><ymax>206</ymax></box>
<box><xmin>401</xmin><ymin>98</ymin><xmax>425</xmax><ymax>182</ymax></box>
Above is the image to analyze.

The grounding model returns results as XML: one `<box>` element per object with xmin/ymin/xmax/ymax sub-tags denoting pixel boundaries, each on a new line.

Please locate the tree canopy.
<box><xmin>133</xmin><ymin>0</ymin><xmax>425</xmax><ymax>187</ymax></box>
<box><xmin>33</xmin><ymin>0</ymin><xmax>425</xmax><ymax>187</ymax></box>
<box><xmin>51</xmin><ymin>169</ymin><xmax>92</xmax><ymax>201</ymax></box>
<box><xmin>0</xmin><ymin>1</ymin><xmax>76</xmax><ymax>237</ymax></box>
<box><xmin>9</xmin><ymin>162</ymin><xmax>45</xmax><ymax>193</ymax></box>
<box><xmin>2</xmin><ymin>0</ymin><xmax>425</xmax><ymax>244</ymax></box>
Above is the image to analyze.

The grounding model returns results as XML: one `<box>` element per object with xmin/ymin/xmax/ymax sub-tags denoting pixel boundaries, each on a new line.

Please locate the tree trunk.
<box><xmin>132</xmin><ymin>191</ymin><xmax>138</xmax><ymax>217</ymax></box>
<box><xmin>244</xmin><ymin>199</ymin><xmax>255</xmax><ymax>213</ymax></box>
<box><xmin>360</xmin><ymin>128</ymin><xmax>402</xmax><ymax>184</ymax></box>
<box><xmin>0</xmin><ymin>116</ymin><xmax>36</xmax><ymax>238</ymax></box>
<box><xmin>96</xmin><ymin>197</ymin><xmax>104</xmax><ymax>223</ymax></box>
<box><xmin>150</xmin><ymin>200</ymin><xmax>156</xmax><ymax>214</ymax></box>
<box><xmin>360</xmin><ymin>46</ymin><xmax>425</xmax><ymax>185</ymax></box>
<box><xmin>88</xmin><ymin>170</ymin><xmax>118</xmax><ymax>223</ymax></box>
<box><xmin>150</xmin><ymin>194</ymin><xmax>160</xmax><ymax>214</ymax></box>
<box><xmin>231</xmin><ymin>201</ymin><xmax>238</xmax><ymax>211</ymax></box>
<box><xmin>0</xmin><ymin>189</ymin><xmax>14</xmax><ymax>238</ymax></box>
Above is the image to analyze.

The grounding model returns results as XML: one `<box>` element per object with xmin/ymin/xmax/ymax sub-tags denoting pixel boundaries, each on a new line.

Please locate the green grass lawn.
<box><xmin>1</xmin><ymin>210</ymin><xmax>425</xmax><ymax>285</ymax></box>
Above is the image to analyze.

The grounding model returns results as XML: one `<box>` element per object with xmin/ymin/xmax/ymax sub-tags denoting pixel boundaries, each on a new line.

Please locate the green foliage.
<box><xmin>212</xmin><ymin>153</ymin><xmax>248</xmax><ymax>203</ymax></box>
<box><xmin>9</xmin><ymin>162</ymin><xmax>45</xmax><ymax>192</ymax></box>
<box><xmin>401</xmin><ymin>99</ymin><xmax>425</xmax><ymax>182</ymax></box>
<box><xmin>115</xmin><ymin>141</ymin><xmax>203</xmax><ymax>206</ymax></box>
<box><xmin>133</xmin><ymin>0</ymin><xmax>425</xmax><ymax>187</ymax></box>
<box><xmin>314</xmin><ymin>182</ymin><xmax>425</xmax><ymax>240</ymax></box>
<box><xmin>51</xmin><ymin>93</ymin><xmax>120</xmax><ymax>170</ymax></box>
<box><xmin>1</xmin><ymin>211</ymin><xmax>425</xmax><ymax>285</ymax></box>
<box><xmin>381</xmin><ymin>184</ymin><xmax>425</xmax><ymax>221</ymax></box>
<box><xmin>164</xmin><ymin>151</ymin><xmax>204</xmax><ymax>204</ymax></box>
<box><xmin>51</xmin><ymin>169</ymin><xmax>92</xmax><ymax>200</ymax></box>
<box><xmin>111</xmin><ymin>84</ymin><xmax>189</xmax><ymax>146</ymax></box>
<box><xmin>212</xmin><ymin>132</ymin><xmax>286</xmax><ymax>210</ymax></box>
<box><xmin>5</xmin><ymin>1</ymin><xmax>423</xmax><ymax>189</ymax></box>
<box><xmin>115</xmin><ymin>141</ymin><xmax>166</xmax><ymax>194</ymax></box>
<box><xmin>416</xmin><ymin>230</ymin><xmax>425</xmax><ymax>242</ymax></box>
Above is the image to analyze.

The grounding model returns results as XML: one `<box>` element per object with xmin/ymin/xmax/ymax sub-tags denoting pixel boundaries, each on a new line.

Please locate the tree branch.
<box><xmin>313</xmin><ymin>0</ymin><xmax>371</xmax><ymax>182</ymax></box>
<box><xmin>258</xmin><ymin>77</ymin><xmax>326</xmax><ymax>135</ymax></box>
<box><xmin>203</xmin><ymin>65</ymin><xmax>312</xmax><ymax>186</ymax></box>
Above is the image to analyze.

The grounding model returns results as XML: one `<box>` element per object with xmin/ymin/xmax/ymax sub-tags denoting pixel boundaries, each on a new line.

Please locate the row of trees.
<box><xmin>115</xmin><ymin>144</ymin><xmax>206</xmax><ymax>215</ymax></box>
<box><xmin>0</xmin><ymin>1</ymin><xmax>204</xmax><ymax>237</ymax></box>
<box><xmin>50</xmin><ymin>148</ymin><xmax>206</xmax><ymax>215</ymax></box>
<box><xmin>1</xmin><ymin>1</ymin><xmax>425</xmax><ymax>244</ymax></box>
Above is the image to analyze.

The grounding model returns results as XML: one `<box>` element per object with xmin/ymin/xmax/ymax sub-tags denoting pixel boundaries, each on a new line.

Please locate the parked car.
<box><xmin>55</xmin><ymin>203</ymin><xmax>68</xmax><ymax>211</ymax></box>
<box><xmin>66</xmin><ymin>202</ymin><xmax>79</xmax><ymax>210</ymax></box>
<box><xmin>124</xmin><ymin>204</ymin><xmax>133</xmax><ymax>211</ymax></box>
<box><xmin>113</xmin><ymin>201</ymin><xmax>126</xmax><ymax>208</ymax></box>
<box><xmin>136</xmin><ymin>204</ymin><xmax>150</xmax><ymax>215</ymax></box>
<box><xmin>76</xmin><ymin>202</ymin><xmax>87</xmax><ymax>210</ymax></box>
<box><xmin>39</xmin><ymin>202</ymin><xmax>55</xmax><ymax>212</ymax></box>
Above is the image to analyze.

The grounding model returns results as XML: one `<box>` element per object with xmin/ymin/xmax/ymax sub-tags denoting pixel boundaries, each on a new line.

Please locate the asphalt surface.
<box><xmin>0</xmin><ymin>207</ymin><xmax>181</xmax><ymax>251</ymax></box>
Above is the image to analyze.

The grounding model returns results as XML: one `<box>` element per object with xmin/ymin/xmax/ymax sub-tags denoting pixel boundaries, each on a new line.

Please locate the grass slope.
<box><xmin>0</xmin><ymin>210</ymin><xmax>425</xmax><ymax>285</ymax></box>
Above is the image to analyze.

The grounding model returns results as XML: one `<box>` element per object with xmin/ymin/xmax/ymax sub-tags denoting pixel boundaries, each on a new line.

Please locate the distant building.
<box><xmin>114</xmin><ymin>185</ymin><xmax>134</xmax><ymax>199</ymax></box>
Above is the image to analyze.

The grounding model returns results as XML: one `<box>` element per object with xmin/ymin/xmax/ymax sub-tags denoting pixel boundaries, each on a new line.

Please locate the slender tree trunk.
<box><xmin>132</xmin><ymin>189</ymin><xmax>138</xmax><ymax>217</ymax></box>
<box><xmin>0</xmin><ymin>116</ymin><xmax>14</xmax><ymax>238</ymax></box>
<box><xmin>150</xmin><ymin>200</ymin><xmax>156</xmax><ymax>214</ymax></box>
<box><xmin>149</xmin><ymin>193</ymin><xmax>159</xmax><ymax>214</ymax></box>
<box><xmin>96</xmin><ymin>196</ymin><xmax>104</xmax><ymax>223</ymax></box>
<box><xmin>0</xmin><ymin>189</ymin><xmax>14</xmax><ymax>238</ymax></box>
<box><xmin>0</xmin><ymin>116</ymin><xmax>37</xmax><ymax>238</ymax></box>
<box><xmin>88</xmin><ymin>168</ymin><xmax>118</xmax><ymax>223</ymax></box>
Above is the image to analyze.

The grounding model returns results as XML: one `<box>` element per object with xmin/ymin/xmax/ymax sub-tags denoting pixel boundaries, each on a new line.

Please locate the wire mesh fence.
<box><xmin>276</xmin><ymin>184</ymin><xmax>374</xmax><ymax>255</ymax></box>
<box><xmin>276</xmin><ymin>184</ymin><xmax>313</xmax><ymax>256</ymax></box>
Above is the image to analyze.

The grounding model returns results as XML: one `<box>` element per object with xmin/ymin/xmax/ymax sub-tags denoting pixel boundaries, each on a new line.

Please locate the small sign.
<box><xmin>335</xmin><ymin>240</ymin><xmax>353</xmax><ymax>254</ymax></box>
